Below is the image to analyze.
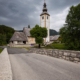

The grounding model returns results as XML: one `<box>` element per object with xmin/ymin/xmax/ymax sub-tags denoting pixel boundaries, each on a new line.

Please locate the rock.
<box><xmin>64</xmin><ymin>52</ymin><xmax>67</xmax><ymax>56</ymax></box>
<box><xmin>69</xmin><ymin>57</ymin><xmax>74</xmax><ymax>61</ymax></box>
<box><xmin>62</xmin><ymin>56</ymin><xmax>66</xmax><ymax>59</ymax></box>
<box><xmin>71</xmin><ymin>53</ymin><xmax>76</xmax><ymax>58</ymax></box>
<box><xmin>74</xmin><ymin>58</ymin><xmax>79</xmax><ymax>61</ymax></box>
<box><xmin>77</xmin><ymin>53</ymin><xmax>80</xmax><ymax>58</ymax></box>
<box><xmin>59</xmin><ymin>51</ymin><xmax>63</xmax><ymax>57</ymax></box>
<box><xmin>65</xmin><ymin>57</ymin><xmax>69</xmax><ymax>61</ymax></box>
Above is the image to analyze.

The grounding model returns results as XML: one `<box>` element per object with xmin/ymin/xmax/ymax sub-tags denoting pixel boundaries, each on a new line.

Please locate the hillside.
<box><xmin>0</xmin><ymin>25</ymin><xmax>15</xmax><ymax>45</ymax></box>
<box><xmin>50</xmin><ymin>29</ymin><xmax>59</xmax><ymax>36</ymax></box>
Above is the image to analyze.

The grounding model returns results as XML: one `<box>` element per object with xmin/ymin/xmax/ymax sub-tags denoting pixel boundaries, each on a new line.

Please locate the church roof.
<box><xmin>23</xmin><ymin>27</ymin><xmax>31</xmax><ymax>37</ymax></box>
<box><xmin>40</xmin><ymin>2</ymin><xmax>50</xmax><ymax>16</ymax></box>
<box><xmin>50</xmin><ymin>35</ymin><xmax>60</xmax><ymax>41</ymax></box>
<box><xmin>10</xmin><ymin>32</ymin><xmax>27</xmax><ymax>41</ymax></box>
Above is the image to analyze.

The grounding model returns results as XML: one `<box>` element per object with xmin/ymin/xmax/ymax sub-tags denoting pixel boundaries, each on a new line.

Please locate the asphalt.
<box><xmin>7</xmin><ymin>47</ymin><xmax>80</xmax><ymax>80</ymax></box>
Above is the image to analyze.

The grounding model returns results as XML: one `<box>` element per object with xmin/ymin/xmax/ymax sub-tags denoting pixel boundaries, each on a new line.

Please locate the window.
<box><xmin>47</xmin><ymin>16</ymin><xmax>48</xmax><ymax>19</ymax></box>
<box><xmin>42</xmin><ymin>16</ymin><xmax>44</xmax><ymax>19</ymax></box>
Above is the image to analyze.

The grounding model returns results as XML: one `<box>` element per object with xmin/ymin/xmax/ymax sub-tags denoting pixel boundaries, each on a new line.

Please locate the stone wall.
<box><xmin>28</xmin><ymin>48</ymin><xmax>80</xmax><ymax>63</ymax></box>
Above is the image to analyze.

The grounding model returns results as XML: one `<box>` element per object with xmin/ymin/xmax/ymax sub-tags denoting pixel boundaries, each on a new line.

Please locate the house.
<box><xmin>9</xmin><ymin>1</ymin><xmax>59</xmax><ymax>46</ymax></box>
<box><xmin>50</xmin><ymin>35</ymin><xmax>60</xmax><ymax>41</ymax></box>
<box><xmin>10</xmin><ymin>27</ymin><xmax>35</xmax><ymax>45</ymax></box>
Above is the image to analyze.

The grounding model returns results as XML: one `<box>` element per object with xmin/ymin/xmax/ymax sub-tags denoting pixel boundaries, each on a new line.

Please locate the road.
<box><xmin>8</xmin><ymin>48</ymin><xmax>80</xmax><ymax>80</ymax></box>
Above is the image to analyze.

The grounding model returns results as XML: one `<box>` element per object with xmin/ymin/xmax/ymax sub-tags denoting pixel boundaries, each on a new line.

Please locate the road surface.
<box><xmin>8</xmin><ymin>48</ymin><xmax>80</xmax><ymax>80</ymax></box>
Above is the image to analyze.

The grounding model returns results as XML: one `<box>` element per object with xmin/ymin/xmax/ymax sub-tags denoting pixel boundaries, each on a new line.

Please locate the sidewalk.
<box><xmin>0</xmin><ymin>48</ymin><xmax>12</xmax><ymax>80</ymax></box>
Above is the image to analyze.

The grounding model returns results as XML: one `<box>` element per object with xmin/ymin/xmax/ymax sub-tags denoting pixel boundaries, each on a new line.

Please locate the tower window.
<box><xmin>47</xmin><ymin>16</ymin><xmax>48</xmax><ymax>19</ymax></box>
<box><xmin>42</xmin><ymin>16</ymin><xmax>44</xmax><ymax>19</ymax></box>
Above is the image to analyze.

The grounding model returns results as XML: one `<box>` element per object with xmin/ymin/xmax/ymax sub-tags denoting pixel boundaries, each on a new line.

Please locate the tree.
<box><xmin>0</xmin><ymin>34</ymin><xmax>6</xmax><ymax>45</ymax></box>
<box><xmin>30</xmin><ymin>25</ymin><xmax>47</xmax><ymax>48</ymax></box>
<box><xmin>59</xmin><ymin>4</ymin><xmax>80</xmax><ymax>50</ymax></box>
<box><xmin>0</xmin><ymin>25</ymin><xmax>15</xmax><ymax>45</ymax></box>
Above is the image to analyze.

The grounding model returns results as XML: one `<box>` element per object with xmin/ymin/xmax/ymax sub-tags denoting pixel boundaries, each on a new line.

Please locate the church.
<box><xmin>9</xmin><ymin>1</ymin><xmax>59</xmax><ymax>47</ymax></box>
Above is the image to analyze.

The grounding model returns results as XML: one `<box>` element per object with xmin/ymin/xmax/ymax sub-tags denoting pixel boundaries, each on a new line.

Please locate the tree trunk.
<box><xmin>39</xmin><ymin>44</ymin><xmax>40</xmax><ymax>48</ymax></box>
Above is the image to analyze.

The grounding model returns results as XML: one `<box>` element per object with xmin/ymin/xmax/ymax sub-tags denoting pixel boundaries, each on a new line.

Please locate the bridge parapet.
<box><xmin>28</xmin><ymin>48</ymin><xmax>80</xmax><ymax>63</ymax></box>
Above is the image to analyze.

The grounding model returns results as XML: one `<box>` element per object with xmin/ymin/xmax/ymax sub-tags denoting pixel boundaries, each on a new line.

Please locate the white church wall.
<box><xmin>40</xmin><ymin>16</ymin><xmax>45</xmax><ymax>27</ymax></box>
<box><xmin>40</xmin><ymin>14</ymin><xmax>50</xmax><ymax>42</ymax></box>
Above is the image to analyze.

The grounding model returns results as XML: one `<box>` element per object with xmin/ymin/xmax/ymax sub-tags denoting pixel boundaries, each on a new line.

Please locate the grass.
<box><xmin>10</xmin><ymin>43</ymin><xmax>67</xmax><ymax>50</ymax></box>
<box><xmin>0</xmin><ymin>48</ymin><xmax>3</xmax><ymax>53</ymax></box>
<box><xmin>38</xmin><ymin>43</ymin><xmax>68</xmax><ymax>50</ymax></box>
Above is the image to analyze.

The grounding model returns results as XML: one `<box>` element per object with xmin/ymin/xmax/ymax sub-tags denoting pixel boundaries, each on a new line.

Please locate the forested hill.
<box><xmin>0</xmin><ymin>25</ymin><xmax>15</xmax><ymax>45</ymax></box>
<box><xmin>50</xmin><ymin>29</ymin><xmax>59</xmax><ymax>36</ymax></box>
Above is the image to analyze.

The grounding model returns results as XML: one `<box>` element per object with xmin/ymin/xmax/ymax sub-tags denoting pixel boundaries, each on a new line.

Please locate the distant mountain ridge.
<box><xmin>17</xmin><ymin>29</ymin><xmax>59</xmax><ymax>36</ymax></box>
<box><xmin>50</xmin><ymin>29</ymin><xmax>59</xmax><ymax>36</ymax></box>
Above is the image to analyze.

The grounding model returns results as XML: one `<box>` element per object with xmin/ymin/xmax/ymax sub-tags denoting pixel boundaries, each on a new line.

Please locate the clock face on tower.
<box><xmin>47</xmin><ymin>16</ymin><xmax>48</xmax><ymax>19</ymax></box>
<box><xmin>42</xmin><ymin>16</ymin><xmax>44</xmax><ymax>19</ymax></box>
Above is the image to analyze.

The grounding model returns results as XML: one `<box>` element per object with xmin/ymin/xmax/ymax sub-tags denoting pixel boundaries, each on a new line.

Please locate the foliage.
<box><xmin>30</xmin><ymin>25</ymin><xmax>47</xmax><ymax>48</ymax></box>
<box><xmin>0</xmin><ymin>34</ymin><xmax>7</xmax><ymax>45</ymax></box>
<box><xmin>52</xmin><ymin>41</ymin><xmax>59</xmax><ymax>44</ymax></box>
<box><xmin>0</xmin><ymin>48</ymin><xmax>3</xmax><ymax>53</ymax></box>
<box><xmin>43</xmin><ymin>43</ymin><xmax>67</xmax><ymax>50</ymax></box>
<box><xmin>35</xmin><ymin>37</ymin><xmax>43</xmax><ymax>44</ymax></box>
<box><xmin>0</xmin><ymin>25</ymin><xmax>15</xmax><ymax>45</ymax></box>
<box><xmin>59</xmin><ymin>4</ymin><xmax>80</xmax><ymax>50</ymax></box>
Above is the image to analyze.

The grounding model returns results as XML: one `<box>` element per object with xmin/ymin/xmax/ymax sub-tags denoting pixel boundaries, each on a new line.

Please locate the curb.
<box><xmin>0</xmin><ymin>48</ymin><xmax>12</xmax><ymax>80</ymax></box>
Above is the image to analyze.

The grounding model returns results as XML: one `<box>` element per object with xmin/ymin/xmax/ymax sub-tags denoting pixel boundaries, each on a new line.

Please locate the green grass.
<box><xmin>0</xmin><ymin>48</ymin><xmax>3</xmax><ymax>53</ymax></box>
<box><xmin>42</xmin><ymin>43</ymin><xmax>68</xmax><ymax>50</ymax></box>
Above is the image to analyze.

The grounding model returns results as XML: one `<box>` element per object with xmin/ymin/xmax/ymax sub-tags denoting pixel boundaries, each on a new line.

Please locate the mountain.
<box><xmin>50</xmin><ymin>29</ymin><xmax>59</xmax><ymax>36</ymax></box>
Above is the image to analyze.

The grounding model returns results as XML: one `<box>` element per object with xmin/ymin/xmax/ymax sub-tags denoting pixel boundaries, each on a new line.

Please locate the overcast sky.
<box><xmin>0</xmin><ymin>0</ymin><xmax>80</xmax><ymax>31</ymax></box>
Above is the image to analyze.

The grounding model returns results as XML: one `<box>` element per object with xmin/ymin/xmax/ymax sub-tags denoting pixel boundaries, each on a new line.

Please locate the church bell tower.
<box><xmin>40</xmin><ymin>1</ymin><xmax>50</xmax><ymax>42</ymax></box>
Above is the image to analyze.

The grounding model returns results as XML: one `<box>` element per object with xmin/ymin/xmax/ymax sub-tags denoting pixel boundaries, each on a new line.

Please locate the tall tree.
<box><xmin>59</xmin><ymin>4</ymin><xmax>80</xmax><ymax>50</ymax></box>
<box><xmin>0</xmin><ymin>25</ymin><xmax>15</xmax><ymax>45</ymax></box>
<box><xmin>30</xmin><ymin>25</ymin><xmax>47</xmax><ymax>48</ymax></box>
<box><xmin>0</xmin><ymin>34</ymin><xmax>6</xmax><ymax>45</ymax></box>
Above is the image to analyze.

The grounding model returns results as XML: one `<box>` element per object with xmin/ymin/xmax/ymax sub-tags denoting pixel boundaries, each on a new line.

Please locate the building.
<box><xmin>10</xmin><ymin>1</ymin><xmax>58</xmax><ymax>46</ymax></box>
<box><xmin>40</xmin><ymin>1</ymin><xmax>50</xmax><ymax>42</ymax></box>
<box><xmin>50</xmin><ymin>35</ymin><xmax>60</xmax><ymax>41</ymax></box>
<box><xmin>10</xmin><ymin>27</ymin><xmax>35</xmax><ymax>45</ymax></box>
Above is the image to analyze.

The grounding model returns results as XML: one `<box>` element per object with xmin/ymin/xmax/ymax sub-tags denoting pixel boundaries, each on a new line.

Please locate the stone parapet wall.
<box><xmin>28</xmin><ymin>48</ymin><xmax>80</xmax><ymax>63</ymax></box>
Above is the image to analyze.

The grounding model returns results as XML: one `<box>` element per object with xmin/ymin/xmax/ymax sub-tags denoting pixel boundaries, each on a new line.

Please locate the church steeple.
<box><xmin>40</xmin><ymin>0</ymin><xmax>50</xmax><ymax>42</ymax></box>
<box><xmin>43</xmin><ymin>1</ymin><xmax>47</xmax><ymax>12</ymax></box>
<box><xmin>40</xmin><ymin>0</ymin><xmax>50</xmax><ymax>16</ymax></box>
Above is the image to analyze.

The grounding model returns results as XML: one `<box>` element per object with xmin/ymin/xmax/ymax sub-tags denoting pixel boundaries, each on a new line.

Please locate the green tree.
<box><xmin>0</xmin><ymin>25</ymin><xmax>15</xmax><ymax>45</ymax></box>
<box><xmin>30</xmin><ymin>25</ymin><xmax>47</xmax><ymax>48</ymax></box>
<box><xmin>0</xmin><ymin>34</ymin><xmax>7</xmax><ymax>45</ymax></box>
<box><xmin>59</xmin><ymin>4</ymin><xmax>80</xmax><ymax>50</ymax></box>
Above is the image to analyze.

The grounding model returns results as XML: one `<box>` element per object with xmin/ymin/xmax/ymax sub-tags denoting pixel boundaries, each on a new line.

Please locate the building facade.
<box><xmin>10</xmin><ymin>27</ymin><xmax>35</xmax><ymax>45</ymax></box>
<box><xmin>40</xmin><ymin>1</ymin><xmax>50</xmax><ymax>42</ymax></box>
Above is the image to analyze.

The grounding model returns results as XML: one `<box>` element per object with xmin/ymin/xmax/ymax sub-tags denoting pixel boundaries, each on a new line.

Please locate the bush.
<box><xmin>52</xmin><ymin>41</ymin><xmax>59</xmax><ymax>44</ymax></box>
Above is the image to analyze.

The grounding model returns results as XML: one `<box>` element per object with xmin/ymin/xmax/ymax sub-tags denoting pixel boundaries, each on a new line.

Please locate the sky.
<box><xmin>0</xmin><ymin>0</ymin><xmax>80</xmax><ymax>31</ymax></box>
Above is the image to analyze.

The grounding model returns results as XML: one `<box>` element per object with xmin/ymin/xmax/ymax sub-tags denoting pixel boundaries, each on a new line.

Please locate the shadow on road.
<box><xmin>7</xmin><ymin>47</ymin><xmax>29</xmax><ymax>54</ymax></box>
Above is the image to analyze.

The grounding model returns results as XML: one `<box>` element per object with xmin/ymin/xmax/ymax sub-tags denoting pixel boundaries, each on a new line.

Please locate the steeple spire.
<box><xmin>44</xmin><ymin>0</ymin><xmax>45</xmax><ymax>3</ymax></box>
<box><xmin>40</xmin><ymin>1</ymin><xmax>50</xmax><ymax>16</ymax></box>
<box><xmin>43</xmin><ymin>0</ymin><xmax>47</xmax><ymax>12</ymax></box>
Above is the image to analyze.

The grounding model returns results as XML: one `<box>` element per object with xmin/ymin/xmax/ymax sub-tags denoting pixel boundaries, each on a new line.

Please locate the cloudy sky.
<box><xmin>0</xmin><ymin>0</ymin><xmax>80</xmax><ymax>31</ymax></box>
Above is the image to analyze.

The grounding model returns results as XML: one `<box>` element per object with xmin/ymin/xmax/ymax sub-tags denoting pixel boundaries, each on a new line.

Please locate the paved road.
<box><xmin>8</xmin><ymin>48</ymin><xmax>80</xmax><ymax>80</ymax></box>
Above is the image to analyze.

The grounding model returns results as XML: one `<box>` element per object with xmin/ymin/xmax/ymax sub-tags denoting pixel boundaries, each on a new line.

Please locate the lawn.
<box><xmin>43</xmin><ymin>43</ymin><xmax>68</xmax><ymax>50</ymax></box>
<box><xmin>0</xmin><ymin>48</ymin><xmax>3</xmax><ymax>53</ymax></box>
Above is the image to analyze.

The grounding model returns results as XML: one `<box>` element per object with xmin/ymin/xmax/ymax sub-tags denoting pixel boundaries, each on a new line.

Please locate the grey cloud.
<box><xmin>0</xmin><ymin>0</ymin><xmax>80</xmax><ymax>31</ymax></box>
